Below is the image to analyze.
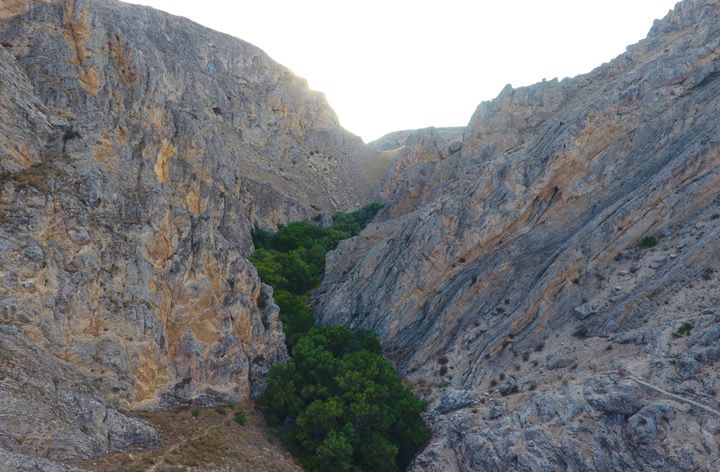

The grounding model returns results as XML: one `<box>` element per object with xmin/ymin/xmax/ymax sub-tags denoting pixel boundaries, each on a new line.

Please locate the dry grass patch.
<box><xmin>75</xmin><ymin>402</ymin><xmax>303</xmax><ymax>472</ymax></box>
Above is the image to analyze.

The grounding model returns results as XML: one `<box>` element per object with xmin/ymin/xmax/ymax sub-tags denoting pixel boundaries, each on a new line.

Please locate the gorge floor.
<box><xmin>74</xmin><ymin>404</ymin><xmax>303</xmax><ymax>472</ymax></box>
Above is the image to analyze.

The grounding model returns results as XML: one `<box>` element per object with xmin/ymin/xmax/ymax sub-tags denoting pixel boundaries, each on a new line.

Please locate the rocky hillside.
<box><xmin>0</xmin><ymin>0</ymin><xmax>379</xmax><ymax>468</ymax></box>
<box><xmin>316</xmin><ymin>0</ymin><xmax>720</xmax><ymax>470</ymax></box>
<box><xmin>369</xmin><ymin>127</ymin><xmax>464</xmax><ymax>152</ymax></box>
<box><xmin>3</xmin><ymin>0</ymin><xmax>720</xmax><ymax>470</ymax></box>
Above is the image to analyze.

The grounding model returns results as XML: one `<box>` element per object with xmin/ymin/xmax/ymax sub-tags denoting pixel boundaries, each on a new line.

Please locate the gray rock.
<box><xmin>0</xmin><ymin>326</ymin><xmax>160</xmax><ymax>461</ymax></box>
<box><xmin>23</xmin><ymin>241</ymin><xmax>44</xmax><ymax>262</ymax></box>
<box><xmin>319</xmin><ymin>212</ymin><xmax>334</xmax><ymax>228</ymax></box>
<box><xmin>628</xmin><ymin>402</ymin><xmax>675</xmax><ymax>446</ymax></box>
<box><xmin>613</xmin><ymin>330</ymin><xmax>647</xmax><ymax>345</ymax></box>
<box><xmin>693</xmin><ymin>323</ymin><xmax>720</xmax><ymax>346</ymax></box>
<box><xmin>561</xmin><ymin>395</ymin><xmax>584</xmax><ymax>425</ymax></box>
<box><xmin>546</xmin><ymin>355</ymin><xmax>575</xmax><ymax>370</ymax></box>
<box><xmin>691</xmin><ymin>345</ymin><xmax>720</xmax><ymax>364</ymax></box>
<box><xmin>584</xmin><ymin>379</ymin><xmax>644</xmax><ymax>417</ymax></box>
<box><xmin>0</xmin><ymin>449</ymin><xmax>87</xmax><ymax>472</ymax></box>
<box><xmin>702</xmin><ymin>377</ymin><xmax>716</xmax><ymax>396</ymax></box>
<box><xmin>436</xmin><ymin>388</ymin><xmax>475</xmax><ymax>414</ymax></box>
<box><xmin>499</xmin><ymin>377</ymin><xmax>519</xmax><ymax>396</ymax></box>
<box><xmin>67</xmin><ymin>227</ymin><xmax>91</xmax><ymax>245</ymax></box>
<box><xmin>649</xmin><ymin>258</ymin><xmax>667</xmax><ymax>269</ymax></box>
<box><xmin>534</xmin><ymin>394</ymin><xmax>562</xmax><ymax>422</ymax></box>
<box><xmin>104</xmin><ymin>410</ymin><xmax>160</xmax><ymax>452</ymax></box>
<box><xmin>574</xmin><ymin>303</ymin><xmax>597</xmax><ymax>320</ymax></box>
<box><xmin>676</xmin><ymin>356</ymin><xmax>702</xmax><ymax>380</ymax></box>
<box><xmin>180</xmin><ymin>332</ymin><xmax>201</xmax><ymax>357</ymax></box>
<box><xmin>316</xmin><ymin>1</ymin><xmax>720</xmax><ymax>469</ymax></box>
<box><xmin>487</xmin><ymin>405</ymin><xmax>505</xmax><ymax>420</ymax></box>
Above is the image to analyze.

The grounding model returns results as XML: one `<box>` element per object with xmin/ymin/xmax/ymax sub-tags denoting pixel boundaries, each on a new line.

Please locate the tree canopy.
<box><xmin>251</xmin><ymin>204</ymin><xmax>430</xmax><ymax>471</ymax></box>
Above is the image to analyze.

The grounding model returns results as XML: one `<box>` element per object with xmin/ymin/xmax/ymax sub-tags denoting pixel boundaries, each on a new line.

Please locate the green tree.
<box><xmin>251</xmin><ymin>204</ymin><xmax>428</xmax><ymax>471</ymax></box>
<box><xmin>259</xmin><ymin>327</ymin><xmax>429</xmax><ymax>471</ymax></box>
<box><xmin>313</xmin><ymin>431</ymin><xmax>354</xmax><ymax>472</ymax></box>
<box><xmin>273</xmin><ymin>290</ymin><xmax>315</xmax><ymax>348</ymax></box>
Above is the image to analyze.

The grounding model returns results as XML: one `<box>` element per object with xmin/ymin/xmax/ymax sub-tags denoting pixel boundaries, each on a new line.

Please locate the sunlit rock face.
<box><xmin>0</xmin><ymin>0</ymin><xmax>380</xmax><ymax>463</ymax></box>
<box><xmin>316</xmin><ymin>0</ymin><xmax>720</xmax><ymax>470</ymax></box>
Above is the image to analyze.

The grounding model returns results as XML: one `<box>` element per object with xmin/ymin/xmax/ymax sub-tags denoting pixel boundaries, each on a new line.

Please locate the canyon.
<box><xmin>1</xmin><ymin>0</ymin><xmax>719</xmax><ymax>471</ymax></box>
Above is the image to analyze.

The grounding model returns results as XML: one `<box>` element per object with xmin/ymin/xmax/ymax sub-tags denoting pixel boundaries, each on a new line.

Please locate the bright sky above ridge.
<box><xmin>125</xmin><ymin>0</ymin><xmax>679</xmax><ymax>142</ymax></box>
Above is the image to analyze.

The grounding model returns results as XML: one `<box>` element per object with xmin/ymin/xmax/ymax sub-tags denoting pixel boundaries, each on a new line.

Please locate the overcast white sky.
<box><xmin>125</xmin><ymin>0</ymin><xmax>678</xmax><ymax>142</ymax></box>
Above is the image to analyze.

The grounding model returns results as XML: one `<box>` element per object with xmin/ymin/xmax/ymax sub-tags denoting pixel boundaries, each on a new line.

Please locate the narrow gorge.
<box><xmin>1</xmin><ymin>0</ymin><xmax>719</xmax><ymax>471</ymax></box>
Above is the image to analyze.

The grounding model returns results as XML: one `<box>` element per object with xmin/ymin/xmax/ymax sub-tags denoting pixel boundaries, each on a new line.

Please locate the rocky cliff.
<box><xmin>316</xmin><ymin>0</ymin><xmax>720</xmax><ymax>470</ymax></box>
<box><xmin>4</xmin><ymin>0</ymin><xmax>720</xmax><ymax>470</ymax></box>
<box><xmin>0</xmin><ymin>0</ymin><xmax>377</xmax><ymax>467</ymax></box>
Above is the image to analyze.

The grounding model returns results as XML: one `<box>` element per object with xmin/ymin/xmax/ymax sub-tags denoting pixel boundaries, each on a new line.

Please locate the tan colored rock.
<box><xmin>0</xmin><ymin>0</ymin><xmax>380</xmax><ymax>465</ymax></box>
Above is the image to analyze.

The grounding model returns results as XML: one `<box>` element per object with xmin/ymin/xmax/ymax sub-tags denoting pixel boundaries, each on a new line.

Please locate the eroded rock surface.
<box><xmin>316</xmin><ymin>0</ymin><xmax>720</xmax><ymax>469</ymax></box>
<box><xmin>0</xmin><ymin>0</ymin><xmax>378</xmax><ymax>465</ymax></box>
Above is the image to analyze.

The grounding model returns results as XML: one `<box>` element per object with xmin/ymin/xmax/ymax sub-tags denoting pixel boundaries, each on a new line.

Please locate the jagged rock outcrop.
<box><xmin>0</xmin><ymin>0</ymin><xmax>378</xmax><ymax>465</ymax></box>
<box><xmin>316</xmin><ymin>0</ymin><xmax>720</xmax><ymax>470</ymax></box>
<box><xmin>369</xmin><ymin>127</ymin><xmax>464</xmax><ymax>152</ymax></box>
<box><xmin>373</xmin><ymin>127</ymin><xmax>464</xmax><ymax>219</ymax></box>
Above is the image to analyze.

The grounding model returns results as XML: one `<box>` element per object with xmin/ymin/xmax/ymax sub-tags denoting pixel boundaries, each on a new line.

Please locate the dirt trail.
<box><xmin>144</xmin><ymin>418</ymin><xmax>229</xmax><ymax>472</ymax></box>
<box><xmin>75</xmin><ymin>405</ymin><xmax>304</xmax><ymax>472</ymax></box>
<box><xmin>626</xmin><ymin>373</ymin><xmax>720</xmax><ymax>418</ymax></box>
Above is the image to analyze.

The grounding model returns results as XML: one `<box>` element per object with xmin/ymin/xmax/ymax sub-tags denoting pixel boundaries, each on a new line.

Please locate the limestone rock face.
<box><xmin>0</xmin><ymin>0</ymin><xmax>376</xmax><ymax>464</ymax></box>
<box><xmin>368</xmin><ymin>127</ymin><xmax>464</xmax><ymax>153</ymax></box>
<box><xmin>373</xmin><ymin>127</ymin><xmax>464</xmax><ymax>219</ymax></box>
<box><xmin>316</xmin><ymin>0</ymin><xmax>720</xmax><ymax>469</ymax></box>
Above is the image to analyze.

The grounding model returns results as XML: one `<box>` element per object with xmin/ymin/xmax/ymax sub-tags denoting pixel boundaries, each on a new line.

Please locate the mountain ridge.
<box><xmin>316</xmin><ymin>0</ymin><xmax>720</xmax><ymax>469</ymax></box>
<box><xmin>1</xmin><ymin>0</ymin><xmax>720</xmax><ymax>470</ymax></box>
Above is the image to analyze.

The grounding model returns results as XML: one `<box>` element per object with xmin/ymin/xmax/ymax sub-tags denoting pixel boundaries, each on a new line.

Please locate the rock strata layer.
<box><xmin>316</xmin><ymin>1</ymin><xmax>720</xmax><ymax>470</ymax></box>
<box><xmin>0</xmin><ymin>0</ymin><xmax>378</xmax><ymax>464</ymax></box>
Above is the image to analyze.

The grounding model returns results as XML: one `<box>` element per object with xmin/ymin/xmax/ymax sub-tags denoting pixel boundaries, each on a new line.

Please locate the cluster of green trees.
<box><xmin>251</xmin><ymin>204</ymin><xmax>430</xmax><ymax>471</ymax></box>
<box><xmin>258</xmin><ymin>326</ymin><xmax>429</xmax><ymax>471</ymax></box>
<box><xmin>250</xmin><ymin>203</ymin><xmax>382</xmax><ymax>347</ymax></box>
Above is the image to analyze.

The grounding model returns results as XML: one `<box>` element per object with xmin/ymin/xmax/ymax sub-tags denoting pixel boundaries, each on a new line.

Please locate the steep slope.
<box><xmin>369</xmin><ymin>127</ymin><xmax>464</xmax><ymax>152</ymax></box>
<box><xmin>316</xmin><ymin>0</ymin><xmax>720</xmax><ymax>470</ymax></box>
<box><xmin>371</xmin><ymin>127</ymin><xmax>465</xmax><ymax>219</ymax></box>
<box><xmin>0</xmin><ymin>0</ymin><xmax>376</xmax><ymax>466</ymax></box>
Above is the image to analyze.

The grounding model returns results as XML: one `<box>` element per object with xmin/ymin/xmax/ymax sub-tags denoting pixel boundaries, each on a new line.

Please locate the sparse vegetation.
<box><xmin>78</xmin><ymin>406</ymin><xmax>300</xmax><ymax>472</ymax></box>
<box><xmin>62</xmin><ymin>128</ymin><xmax>82</xmax><ymax>143</ymax></box>
<box><xmin>573</xmin><ymin>324</ymin><xmax>590</xmax><ymax>339</ymax></box>
<box><xmin>252</xmin><ymin>203</ymin><xmax>429</xmax><ymax>471</ymax></box>
<box><xmin>672</xmin><ymin>322</ymin><xmax>693</xmax><ymax>338</ymax></box>
<box><xmin>234</xmin><ymin>411</ymin><xmax>247</xmax><ymax>425</ymax></box>
<box><xmin>638</xmin><ymin>236</ymin><xmax>658</xmax><ymax>249</ymax></box>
